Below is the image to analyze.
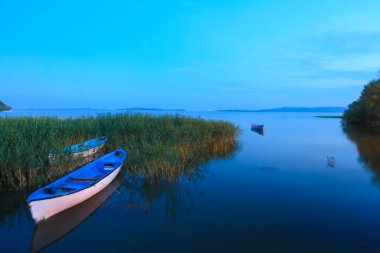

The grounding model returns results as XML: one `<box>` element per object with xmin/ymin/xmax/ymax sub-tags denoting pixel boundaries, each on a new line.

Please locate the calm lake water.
<box><xmin>1</xmin><ymin>109</ymin><xmax>380</xmax><ymax>252</ymax></box>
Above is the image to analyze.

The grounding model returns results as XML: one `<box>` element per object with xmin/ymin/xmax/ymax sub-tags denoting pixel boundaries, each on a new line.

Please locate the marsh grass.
<box><xmin>0</xmin><ymin>113</ymin><xmax>239</xmax><ymax>190</ymax></box>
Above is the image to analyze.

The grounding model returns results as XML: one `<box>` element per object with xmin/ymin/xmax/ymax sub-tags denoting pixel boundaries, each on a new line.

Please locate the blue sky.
<box><xmin>1</xmin><ymin>0</ymin><xmax>379</xmax><ymax>110</ymax></box>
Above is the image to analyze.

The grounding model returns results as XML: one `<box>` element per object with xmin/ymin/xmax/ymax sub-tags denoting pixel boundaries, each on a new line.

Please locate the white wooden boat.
<box><xmin>49</xmin><ymin>136</ymin><xmax>108</xmax><ymax>160</ymax></box>
<box><xmin>27</xmin><ymin>149</ymin><xmax>126</xmax><ymax>223</ymax></box>
<box><xmin>31</xmin><ymin>175</ymin><xmax>123</xmax><ymax>252</ymax></box>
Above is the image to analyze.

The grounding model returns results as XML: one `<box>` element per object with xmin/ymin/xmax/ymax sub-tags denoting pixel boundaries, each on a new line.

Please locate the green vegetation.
<box><xmin>343</xmin><ymin>78</ymin><xmax>380</xmax><ymax>126</ymax></box>
<box><xmin>0</xmin><ymin>113</ymin><xmax>239</xmax><ymax>190</ymax></box>
<box><xmin>0</xmin><ymin>100</ymin><xmax>11</xmax><ymax>111</ymax></box>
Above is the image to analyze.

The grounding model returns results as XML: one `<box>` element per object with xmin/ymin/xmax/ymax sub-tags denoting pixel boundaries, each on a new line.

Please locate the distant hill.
<box><xmin>219</xmin><ymin>107</ymin><xmax>346</xmax><ymax>113</ymax></box>
<box><xmin>0</xmin><ymin>101</ymin><xmax>11</xmax><ymax>111</ymax></box>
<box><xmin>116</xmin><ymin>108</ymin><xmax>186</xmax><ymax>111</ymax></box>
<box><xmin>20</xmin><ymin>108</ymin><xmax>106</xmax><ymax>111</ymax></box>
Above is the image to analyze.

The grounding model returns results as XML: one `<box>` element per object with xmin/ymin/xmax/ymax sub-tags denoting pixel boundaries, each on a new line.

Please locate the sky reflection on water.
<box><xmin>1</xmin><ymin>110</ymin><xmax>380</xmax><ymax>252</ymax></box>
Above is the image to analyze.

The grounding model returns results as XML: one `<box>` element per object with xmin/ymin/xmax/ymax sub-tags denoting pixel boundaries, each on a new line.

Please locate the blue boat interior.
<box><xmin>27</xmin><ymin>149</ymin><xmax>126</xmax><ymax>202</ymax></box>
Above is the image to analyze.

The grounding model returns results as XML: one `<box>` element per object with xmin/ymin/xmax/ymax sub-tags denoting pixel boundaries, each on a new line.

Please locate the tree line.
<box><xmin>343</xmin><ymin>77</ymin><xmax>380</xmax><ymax>127</ymax></box>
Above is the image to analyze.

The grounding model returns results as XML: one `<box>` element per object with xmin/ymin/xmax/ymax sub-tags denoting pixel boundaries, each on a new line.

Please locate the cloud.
<box><xmin>321</xmin><ymin>54</ymin><xmax>380</xmax><ymax>72</ymax></box>
<box><xmin>287</xmin><ymin>77</ymin><xmax>366</xmax><ymax>88</ymax></box>
<box><xmin>282</xmin><ymin>29</ymin><xmax>380</xmax><ymax>80</ymax></box>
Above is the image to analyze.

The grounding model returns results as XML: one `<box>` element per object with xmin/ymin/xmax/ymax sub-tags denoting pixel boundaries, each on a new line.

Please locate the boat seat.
<box><xmin>66</xmin><ymin>177</ymin><xmax>99</xmax><ymax>182</ymax></box>
<box><xmin>44</xmin><ymin>187</ymin><xmax>76</xmax><ymax>195</ymax></box>
<box><xmin>104</xmin><ymin>163</ymin><xmax>115</xmax><ymax>171</ymax></box>
<box><xmin>94</xmin><ymin>160</ymin><xmax>116</xmax><ymax>170</ymax></box>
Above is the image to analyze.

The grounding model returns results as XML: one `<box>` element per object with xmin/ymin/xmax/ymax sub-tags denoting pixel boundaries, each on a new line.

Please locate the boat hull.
<box><xmin>251</xmin><ymin>128</ymin><xmax>264</xmax><ymax>135</ymax></box>
<box><xmin>29</xmin><ymin>164</ymin><xmax>121</xmax><ymax>223</ymax></box>
<box><xmin>72</xmin><ymin>143</ymin><xmax>104</xmax><ymax>159</ymax></box>
<box><xmin>251</xmin><ymin>124</ymin><xmax>264</xmax><ymax>130</ymax></box>
<box><xmin>31</xmin><ymin>175</ymin><xmax>123</xmax><ymax>252</ymax></box>
<box><xmin>49</xmin><ymin>137</ymin><xmax>107</xmax><ymax>161</ymax></box>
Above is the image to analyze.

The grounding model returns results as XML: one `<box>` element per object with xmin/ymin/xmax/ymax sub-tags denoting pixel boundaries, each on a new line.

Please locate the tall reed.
<box><xmin>0</xmin><ymin>113</ymin><xmax>239</xmax><ymax>190</ymax></box>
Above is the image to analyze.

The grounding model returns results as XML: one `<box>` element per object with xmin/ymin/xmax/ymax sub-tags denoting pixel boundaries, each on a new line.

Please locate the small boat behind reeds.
<box><xmin>49</xmin><ymin>136</ymin><xmax>108</xmax><ymax>160</ymax></box>
<box><xmin>27</xmin><ymin>148</ymin><xmax>127</xmax><ymax>223</ymax></box>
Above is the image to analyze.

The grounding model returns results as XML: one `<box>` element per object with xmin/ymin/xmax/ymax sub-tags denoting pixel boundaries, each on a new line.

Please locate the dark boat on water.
<box><xmin>251</xmin><ymin>123</ymin><xmax>264</xmax><ymax>130</ymax></box>
<box><xmin>251</xmin><ymin>123</ymin><xmax>264</xmax><ymax>135</ymax></box>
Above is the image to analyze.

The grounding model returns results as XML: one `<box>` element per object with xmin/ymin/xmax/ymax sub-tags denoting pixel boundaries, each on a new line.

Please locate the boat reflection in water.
<box><xmin>30</xmin><ymin>175</ymin><xmax>123</xmax><ymax>253</ymax></box>
<box><xmin>251</xmin><ymin>127</ymin><xmax>264</xmax><ymax>136</ymax></box>
<box><xmin>251</xmin><ymin>123</ymin><xmax>264</xmax><ymax>136</ymax></box>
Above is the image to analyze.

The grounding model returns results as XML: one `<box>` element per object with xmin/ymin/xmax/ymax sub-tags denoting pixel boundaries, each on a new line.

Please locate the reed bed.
<box><xmin>0</xmin><ymin>113</ymin><xmax>239</xmax><ymax>190</ymax></box>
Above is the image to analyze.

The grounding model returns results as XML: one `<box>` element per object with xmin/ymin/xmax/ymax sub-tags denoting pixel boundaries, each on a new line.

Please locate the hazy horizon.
<box><xmin>3</xmin><ymin>106</ymin><xmax>347</xmax><ymax>112</ymax></box>
<box><xmin>1</xmin><ymin>0</ymin><xmax>379</xmax><ymax>109</ymax></box>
